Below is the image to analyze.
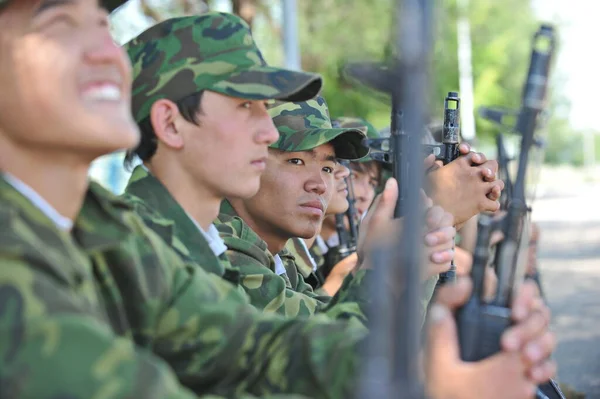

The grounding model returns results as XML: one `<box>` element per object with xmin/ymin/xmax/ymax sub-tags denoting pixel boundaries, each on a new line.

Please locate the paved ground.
<box><xmin>533</xmin><ymin>167</ymin><xmax>600</xmax><ymax>398</ymax></box>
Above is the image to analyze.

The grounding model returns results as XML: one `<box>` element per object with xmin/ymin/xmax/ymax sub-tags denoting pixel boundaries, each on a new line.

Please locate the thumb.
<box><xmin>367</xmin><ymin>177</ymin><xmax>398</xmax><ymax>226</ymax></box>
<box><xmin>426</xmin><ymin>303</ymin><xmax>460</xmax><ymax>369</ymax></box>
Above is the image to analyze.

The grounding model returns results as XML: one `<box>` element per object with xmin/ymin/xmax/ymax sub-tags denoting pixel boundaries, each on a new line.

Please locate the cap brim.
<box><xmin>105</xmin><ymin>0</ymin><xmax>127</xmax><ymax>11</ymax></box>
<box><xmin>210</xmin><ymin>64</ymin><xmax>323</xmax><ymax>103</ymax></box>
<box><xmin>273</xmin><ymin>127</ymin><xmax>369</xmax><ymax>160</ymax></box>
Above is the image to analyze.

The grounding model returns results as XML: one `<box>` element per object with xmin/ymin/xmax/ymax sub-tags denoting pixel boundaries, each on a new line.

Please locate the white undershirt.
<box><xmin>273</xmin><ymin>254</ymin><xmax>287</xmax><ymax>275</ymax></box>
<box><xmin>3</xmin><ymin>173</ymin><xmax>74</xmax><ymax>231</ymax></box>
<box><xmin>141</xmin><ymin>164</ymin><xmax>227</xmax><ymax>257</ymax></box>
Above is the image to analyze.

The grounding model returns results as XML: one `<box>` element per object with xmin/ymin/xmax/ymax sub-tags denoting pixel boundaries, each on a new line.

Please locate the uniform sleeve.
<box><xmin>0</xmin><ymin>256</ymin><xmax>198</xmax><ymax>399</ymax></box>
<box><xmin>141</xmin><ymin>231</ymin><xmax>369</xmax><ymax>398</ymax></box>
<box><xmin>216</xmin><ymin>224</ymin><xmax>369</xmax><ymax>323</ymax></box>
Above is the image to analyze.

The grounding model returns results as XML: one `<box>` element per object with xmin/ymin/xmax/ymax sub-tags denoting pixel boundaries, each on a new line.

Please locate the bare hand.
<box><xmin>425</xmin><ymin>278</ymin><xmax>554</xmax><ymax>399</ymax></box>
<box><xmin>423</xmin><ymin>205</ymin><xmax>456</xmax><ymax>280</ymax></box>
<box><xmin>428</xmin><ymin>151</ymin><xmax>505</xmax><ymax>225</ymax></box>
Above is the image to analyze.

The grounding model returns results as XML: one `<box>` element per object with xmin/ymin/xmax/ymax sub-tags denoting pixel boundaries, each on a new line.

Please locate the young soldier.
<box><xmin>0</xmin><ymin>2</ymin><xmax>557</xmax><ymax>397</ymax></box>
<box><xmin>217</xmin><ymin>97</ymin><xmax>460</xmax><ymax>321</ymax></box>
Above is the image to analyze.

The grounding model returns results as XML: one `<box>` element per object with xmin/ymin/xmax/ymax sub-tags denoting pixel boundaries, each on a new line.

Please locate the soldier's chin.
<box><xmin>230</xmin><ymin>179</ymin><xmax>261</xmax><ymax>200</ymax></box>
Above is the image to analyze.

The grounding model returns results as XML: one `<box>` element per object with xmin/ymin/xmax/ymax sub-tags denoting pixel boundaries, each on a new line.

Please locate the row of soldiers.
<box><xmin>0</xmin><ymin>1</ymin><xmax>558</xmax><ymax>398</ymax></box>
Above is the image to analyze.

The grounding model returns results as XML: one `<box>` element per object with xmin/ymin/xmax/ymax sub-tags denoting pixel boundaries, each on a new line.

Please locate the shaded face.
<box><xmin>0</xmin><ymin>0</ymin><xmax>138</xmax><ymax>159</ymax></box>
<box><xmin>177</xmin><ymin>91</ymin><xmax>278</xmax><ymax>199</ymax></box>
<box><xmin>350</xmin><ymin>161</ymin><xmax>381</xmax><ymax>216</ymax></box>
<box><xmin>241</xmin><ymin>143</ymin><xmax>337</xmax><ymax>239</ymax></box>
<box><xmin>325</xmin><ymin>163</ymin><xmax>350</xmax><ymax>215</ymax></box>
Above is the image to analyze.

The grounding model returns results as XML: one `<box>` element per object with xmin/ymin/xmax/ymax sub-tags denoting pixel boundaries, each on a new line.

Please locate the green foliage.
<box><xmin>111</xmin><ymin>0</ymin><xmax>581</xmax><ymax>164</ymax></box>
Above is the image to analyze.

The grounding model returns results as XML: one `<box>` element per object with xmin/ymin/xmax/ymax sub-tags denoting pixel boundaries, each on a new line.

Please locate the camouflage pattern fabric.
<box><xmin>0</xmin><ymin>0</ymin><xmax>127</xmax><ymax>11</ymax></box>
<box><xmin>309</xmin><ymin>241</ymin><xmax>326</xmax><ymax>270</ymax></box>
<box><xmin>122</xmin><ymin>166</ymin><xmax>248</xmax><ymax>298</ymax></box>
<box><xmin>216</xmin><ymin>200</ymin><xmax>371</xmax><ymax>322</ymax></box>
<box><xmin>268</xmin><ymin>96</ymin><xmax>369</xmax><ymax>160</ymax></box>
<box><xmin>124</xmin><ymin>13</ymin><xmax>322</xmax><ymax>124</ymax></box>
<box><xmin>284</xmin><ymin>238</ymin><xmax>327</xmax><ymax>294</ymax></box>
<box><xmin>0</xmin><ymin>176</ymin><xmax>371</xmax><ymax>398</ymax></box>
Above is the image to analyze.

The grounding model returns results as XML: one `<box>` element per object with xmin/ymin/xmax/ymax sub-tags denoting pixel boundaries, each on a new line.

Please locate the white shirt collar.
<box><xmin>3</xmin><ymin>173</ymin><xmax>74</xmax><ymax>231</ymax></box>
<box><xmin>141</xmin><ymin>165</ymin><xmax>227</xmax><ymax>257</ymax></box>
<box><xmin>273</xmin><ymin>254</ymin><xmax>287</xmax><ymax>275</ymax></box>
<box><xmin>187</xmin><ymin>215</ymin><xmax>227</xmax><ymax>257</ymax></box>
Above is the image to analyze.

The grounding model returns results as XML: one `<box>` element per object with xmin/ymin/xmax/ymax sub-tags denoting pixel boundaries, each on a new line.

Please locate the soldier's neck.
<box><xmin>320</xmin><ymin>215</ymin><xmax>337</xmax><ymax>240</ymax></box>
<box><xmin>146</xmin><ymin>160</ymin><xmax>220</xmax><ymax>231</ymax></box>
<box><xmin>228</xmin><ymin>199</ymin><xmax>288</xmax><ymax>255</ymax></box>
<box><xmin>0</xmin><ymin>146</ymin><xmax>89</xmax><ymax>224</ymax></box>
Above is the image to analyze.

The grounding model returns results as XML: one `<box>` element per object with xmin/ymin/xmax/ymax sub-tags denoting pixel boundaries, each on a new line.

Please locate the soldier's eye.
<box><xmin>288</xmin><ymin>158</ymin><xmax>305</xmax><ymax>165</ymax></box>
<box><xmin>323</xmin><ymin>166</ymin><xmax>333</xmax><ymax>174</ymax></box>
<box><xmin>240</xmin><ymin>102</ymin><xmax>252</xmax><ymax>109</ymax></box>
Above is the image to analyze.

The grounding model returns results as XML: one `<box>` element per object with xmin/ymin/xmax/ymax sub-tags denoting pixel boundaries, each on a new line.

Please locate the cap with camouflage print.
<box><xmin>0</xmin><ymin>0</ymin><xmax>127</xmax><ymax>12</ymax></box>
<box><xmin>334</xmin><ymin>116</ymin><xmax>383</xmax><ymax>163</ymax></box>
<box><xmin>268</xmin><ymin>96</ymin><xmax>369</xmax><ymax>160</ymax></box>
<box><xmin>125</xmin><ymin>12</ymin><xmax>322</xmax><ymax>123</ymax></box>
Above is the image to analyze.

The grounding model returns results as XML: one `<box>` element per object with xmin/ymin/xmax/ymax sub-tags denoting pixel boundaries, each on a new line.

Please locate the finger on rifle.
<box><xmin>501</xmin><ymin>308</ymin><xmax>550</xmax><ymax>353</ymax></box>
<box><xmin>470</xmin><ymin>151</ymin><xmax>487</xmax><ymax>165</ymax></box>
<box><xmin>433</xmin><ymin>276</ymin><xmax>472</xmax><ymax>309</ymax></box>
<box><xmin>522</xmin><ymin>331</ymin><xmax>556</xmax><ymax>367</ymax></box>
<box><xmin>487</xmin><ymin>182</ymin><xmax>504</xmax><ymax>201</ymax></box>
<box><xmin>420</xmin><ymin>189</ymin><xmax>434</xmax><ymax>208</ymax></box>
<box><xmin>431</xmin><ymin>248</ymin><xmax>455</xmax><ymax>265</ymax></box>
<box><xmin>511</xmin><ymin>280</ymin><xmax>541</xmax><ymax>321</ymax></box>
<box><xmin>481</xmin><ymin>159</ymin><xmax>499</xmax><ymax>177</ymax></box>
<box><xmin>528</xmin><ymin>359</ymin><xmax>558</xmax><ymax>384</ymax></box>
<box><xmin>424</xmin><ymin>153</ymin><xmax>437</xmax><ymax>170</ymax></box>
<box><xmin>458</xmin><ymin>142</ymin><xmax>471</xmax><ymax>155</ymax></box>
<box><xmin>425</xmin><ymin>205</ymin><xmax>446</xmax><ymax>229</ymax></box>
<box><xmin>425</xmin><ymin>226</ymin><xmax>456</xmax><ymax>247</ymax></box>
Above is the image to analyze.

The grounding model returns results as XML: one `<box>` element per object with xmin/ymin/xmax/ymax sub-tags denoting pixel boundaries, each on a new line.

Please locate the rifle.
<box><xmin>322</xmin><ymin>160</ymin><xmax>359</xmax><ymax>279</ymax></box>
<box><xmin>366</xmin><ymin>91</ymin><xmax>462</xmax><ymax>285</ymax></box>
<box><xmin>354</xmin><ymin>0</ymin><xmax>432</xmax><ymax>397</ymax></box>
<box><xmin>456</xmin><ymin>24</ymin><xmax>564</xmax><ymax>399</ymax></box>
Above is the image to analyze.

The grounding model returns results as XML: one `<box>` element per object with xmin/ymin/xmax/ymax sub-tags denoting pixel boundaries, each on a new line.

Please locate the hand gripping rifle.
<box><xmin>365</xmin><ymin>91</ymin><xmax>462</xmax><ymax>285</ymax></box>
<box><xmin>353</xmin><ymin>0</ymin><xmax>432</xmax><ymax>397</ymax></box>
<box><xmin>456</xmin><ymin>24</ymin><xmax>564</xmax><ymax>399</ymax></box>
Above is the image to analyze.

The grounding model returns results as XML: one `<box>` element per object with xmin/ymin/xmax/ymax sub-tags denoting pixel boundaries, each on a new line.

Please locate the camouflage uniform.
<box><xmin>0</xmin><ymin>175</ymin><xmax>369</xmax><ymax>398</ymax></box>
<box><xmin>216</xmin><ymin>96</ymin><xmax>374</xmax><ymax>319</ymax></box>
<box><xmin>284</xmin><ymin>237</ymin><xmax>326</xmax><ymax>294</ymax></box>
<box><xmin>0</xmin><ymin>8</ymin><xmax>365</xmax><ymax>398</ymax></box>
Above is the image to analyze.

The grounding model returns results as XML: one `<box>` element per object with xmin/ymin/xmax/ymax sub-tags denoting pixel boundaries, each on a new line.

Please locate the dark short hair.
<box><xmin>349</xmin><ymin>160</ymin><xmax>383</xmax><ymax>188</ymax></box>
<box><xmin>124</xmin><ymin>91</ymin><xmax>204</xmax><ymax>170</ymax></box>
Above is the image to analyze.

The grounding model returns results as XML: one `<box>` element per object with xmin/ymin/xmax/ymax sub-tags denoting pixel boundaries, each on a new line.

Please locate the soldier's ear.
<box><xmin>150</xmin><ymin>99</ymin><xmax>184</xmax><ymax>150</ymax></box>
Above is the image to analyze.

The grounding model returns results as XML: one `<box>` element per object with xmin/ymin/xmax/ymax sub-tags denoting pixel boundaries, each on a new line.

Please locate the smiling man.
<box><xmin>0</xmin><ymin>1</ymin><xmax>558</xmax><ymax>397</ymax></box>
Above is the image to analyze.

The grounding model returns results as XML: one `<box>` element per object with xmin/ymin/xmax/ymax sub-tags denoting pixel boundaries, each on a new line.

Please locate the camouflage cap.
<box><xmin>334</xmin><ymin>117</ymin><xmax>382</xmax><ymax>163</ymax></box>
<box><xmin>268</xmin><ymin>96</ymin><xmax>369</xmax><ymax>160</ymax></box>
<box><xmin>0</xmin><ymin>0</ymin><xmax>127</xmax><ymax>12</ymax></box>
<box><xmin>125</xmin><ymin>13</ymin><xmax>323</xmax><ymax>123</ymax></box>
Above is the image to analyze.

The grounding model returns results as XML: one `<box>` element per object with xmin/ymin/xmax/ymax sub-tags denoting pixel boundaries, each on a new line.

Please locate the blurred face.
<box><xmin>350</xmin><ymin>161</ymin><xmax>381</xmax><ymax>216</ymax></box>
<box><xmin>176</xmin><ymin>92</ymin><xmax>279</xmax><ymax>199</ymax></box>
<box><xmin>325</xmin><ymin>163</ymin><xmax>350</xmax><ymax>215</ymax></box>
<box><xmin>0</xmin><ymin>0</ymin><xmax>138</xmax><ymax>160</ymax></box>
<box><xmin>240</xmin><ymin>143</ymin><xmax>336</xmax><ymax>239</ymax></box>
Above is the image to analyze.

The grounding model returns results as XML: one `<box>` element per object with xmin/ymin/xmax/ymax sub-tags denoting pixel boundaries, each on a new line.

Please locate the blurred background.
<box><xmin>100</xmin><ymin>1</ymin><xmax>599</xmax><ymax>396</ymax></box>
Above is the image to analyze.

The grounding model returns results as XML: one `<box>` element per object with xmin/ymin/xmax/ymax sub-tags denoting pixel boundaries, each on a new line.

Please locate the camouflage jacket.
<box><xmin>284</xmin><ymin>237</ymin><xmax>326</xmax><ymax>294</ymax></box>
<box><xmin>216</xmin><ymin>200</ymin><xmax>371</xmax><ymax>321</ymax></box>
<box><xmin>0</xmin><ymin>176</ymin><xmax>368</xmax><ymax>398</ymax></box>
